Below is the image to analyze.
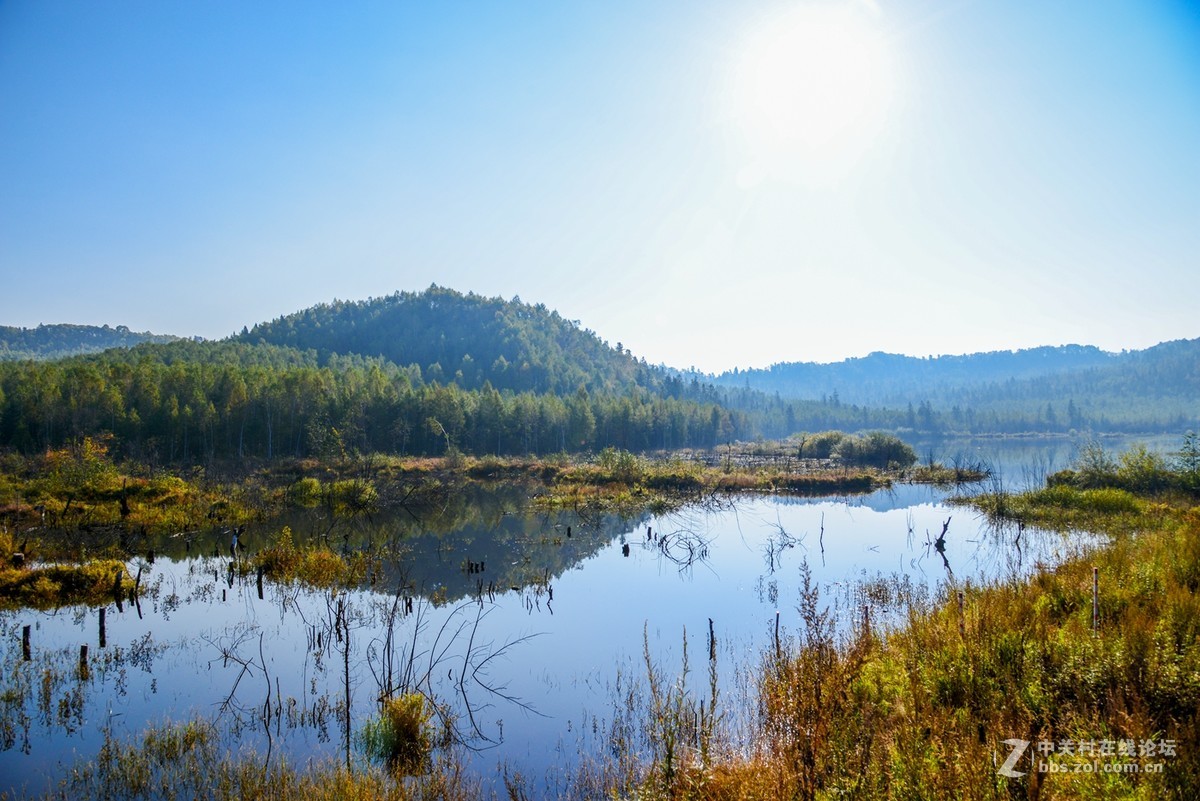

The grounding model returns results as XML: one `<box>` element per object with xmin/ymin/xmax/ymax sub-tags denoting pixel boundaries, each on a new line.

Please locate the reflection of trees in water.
<box><xmin>0</xmin><ymin>537</ymin><xmax>559</xmax><ymax>787</ymax></box>
<box><xmin>0</xmin><ymin>611</ymin><xmax>169</xmax><ymax>757</ymax></box>
<box><xmin>117</xmin><ymin>482</ymin><xmax>654</xmax><ymax>605</ymax></box>
<box><xmin>362</xmin><ymin>505</ymin><xmax>652</xmax><ymax>604</ymax></box>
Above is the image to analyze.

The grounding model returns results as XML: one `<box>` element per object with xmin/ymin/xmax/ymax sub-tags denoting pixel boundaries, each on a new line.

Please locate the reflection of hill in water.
<box><xmin>165</xmin><ymin>484</ymin><xmax>650</xmax><ymax>603</ymax></box>
<box><xmin>366</xmin><ymin>505</ymin><xmax>649</xmax><ymax>602</ymax></box>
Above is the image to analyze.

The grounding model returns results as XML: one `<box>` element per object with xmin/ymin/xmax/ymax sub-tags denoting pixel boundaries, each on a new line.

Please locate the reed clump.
<box><xmin>249</xmin><ymin>527</ymin><xmax>366</xmax><ymax>588</ymax></box>
<box><xmin>361</xmin><ymin>692</ymin><xmax>435</xmax><ymax>775</ymax></box>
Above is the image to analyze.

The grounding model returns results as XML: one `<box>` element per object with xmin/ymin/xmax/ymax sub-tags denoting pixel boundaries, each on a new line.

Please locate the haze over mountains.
<box><xmin>1</xmin><ymin>286</ymin><xmax>1197</xmax><ymax>445</ymax></box>
<box><xmin>713</xmin><ymin>346</ymin><xmax>1119</xmax><ymax>406</ymax></box>
<box><xmin>0</xmin><ymin>324</ymin><xmax>177</xmax><ymax>361</ymax></box>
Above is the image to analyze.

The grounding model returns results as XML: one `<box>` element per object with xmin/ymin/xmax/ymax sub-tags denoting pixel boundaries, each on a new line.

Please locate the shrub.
<box><xmin>289</xmin><ymin>477</ymin><xmax>323</xmax><ymax>507</ymax></box>
<box><xmin>325</xmin><ymin>479</ymin><xmax>378</xmax><ymax>515</ymax></box>
<box><xmin>833</xmin><ymin>432</ymin><xmax>917</xmax><ymax>469</ymax></box>
<box><xmin>252</xmin><ymin>527</ymin><xmax>356</xmax><ymax>587</ymax></box>
<box><xmin>0</xmin><ymin>559</ymin><xmax>130</xmax><ymax>609</ymax></box>
<box><xmin>1073</xmin><ymin>441</ymin><xmax>1118</xmax><ymax>488</ymax></box>
<box><xmin>800</xmin><ymin>431</ymin><xmax>847</xmax><ymax>460</ymax></box>
<box><xmin>1117</xmin><ymin>445</ymin><xmax>1173</xmax><ymax>494</ymax></box>
<box><xmin>595</xmin><ymin>447</ymin><xmax>645</xmax><ymax>483</ymax></box>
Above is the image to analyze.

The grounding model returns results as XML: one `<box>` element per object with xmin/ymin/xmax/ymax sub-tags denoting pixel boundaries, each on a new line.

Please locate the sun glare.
<box><xmin>729</xmin><ymin>2</ymin><xmax>895</xmax><ymax>186</ymax></box>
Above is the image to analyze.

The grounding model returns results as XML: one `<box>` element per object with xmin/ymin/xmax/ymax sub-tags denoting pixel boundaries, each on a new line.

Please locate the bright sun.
<box><xmin>729</xmin><ymin>3</ymin><xmax>895</xmax><ymax>186</ymax></box>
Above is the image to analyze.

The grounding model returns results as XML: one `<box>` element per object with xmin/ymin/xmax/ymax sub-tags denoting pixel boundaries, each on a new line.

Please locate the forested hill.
<box><xmin>240</xmin><ymin>286</ymin><xmax>668</xmax><ymax>396</ymax></box>
<box><xmin>0</xmin><ymin>288</ymin><xmax>757</xmax><ymax>460</ymax></box>
<box><xmin>713</xmin><ymin>345</ymin><xmax>1117</xmax><ymax>405</ymax></box>
<box><xmin>0</xmin><ymin>324</ymin><xmax>177</xmax><ymax>361</ymax></box>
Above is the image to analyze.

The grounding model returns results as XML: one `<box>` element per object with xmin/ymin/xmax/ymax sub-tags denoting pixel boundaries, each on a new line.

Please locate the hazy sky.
<box><xmin>2</xmin><ymin>1</ymin><xmax>1197</xmax><ymax>372</ymax></box>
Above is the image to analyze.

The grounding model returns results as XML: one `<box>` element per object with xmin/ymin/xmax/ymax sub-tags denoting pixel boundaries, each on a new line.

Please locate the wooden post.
<box><xmin>22</xmin><ymin>625</ymin><xmax>31</xmax><ymax>661</ymax></box>
<box><xmin>99</xmin><ymin>608</ymin><xmax>107</xmax><ymax>648</ymax></box>
<box><xmin>774</xmin><ymin>610</ymin><xmax>781</xmax><ymax>659</ymax></box>
<box><xmin>958</xmin><ymin>591</ymin><xmax>965</xmax><ymax>637</ymax></box>
<box><xmin>79</xmin><ymin>644</ymin><xmax>89</xmax><ymax>677</ymax></box>
<box><xmin>257</xmin><ymin>565</ymin><xmax>265</xmax><ymax>600</ymax></box>
<box><xmin>1092</xmin><ymin>566</ymin><xmax>1099</xmax><ymax>634</ymax></box>
<box><xmin>863</xmin><ymin>605</ymin><xmax>870</xmax><ymax>639</ymax></box>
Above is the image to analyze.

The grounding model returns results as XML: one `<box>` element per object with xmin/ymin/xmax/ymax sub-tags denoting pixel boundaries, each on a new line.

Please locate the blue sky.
<box><xmin>1</xmin><ymin>0</ymin><xmax>1197</xmax><ymax>372</ymax></box>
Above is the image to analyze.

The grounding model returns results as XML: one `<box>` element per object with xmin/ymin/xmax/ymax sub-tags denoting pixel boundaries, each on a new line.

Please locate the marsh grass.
<box><xmin>965</xmin><ymin>484</ymin><xmax>1153</xmax><ymax>532</ymax></box>
<box><xmin>40</xmin><ymin>719</ymin><xmax>479</xmax><ymax>801</ymax></box>
<box><xmin>909</xmin><ymin>463</ymin><xmax>990</xmax><ymax>485</ymax></box>
<box><xmin>536</xmin><ymin>446</ymin><xmax>888</xmax><ymax>514</ymax></box>
<box><xmin>360</xmin><ymin>692</ymin><xmax>435</xmax><ymax>775</ymax></box>
<box><xmin>248</xmin><ymin>527</ymin><xmax>368</xmax><ymax>588</ymax></box>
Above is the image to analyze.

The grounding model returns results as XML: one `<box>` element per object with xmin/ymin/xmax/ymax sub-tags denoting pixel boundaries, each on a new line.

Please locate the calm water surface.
<box><xmin>1</xmin><ymin>441</ymin><xmax>1128</xmax><ymax>796</ymax></box>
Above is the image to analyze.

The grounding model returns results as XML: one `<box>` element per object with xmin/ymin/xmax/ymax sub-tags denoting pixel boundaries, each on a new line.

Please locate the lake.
<box><xmin>0</xmin><ymin>436</ymin><xmax>1159</xmax><ymax>796</ymax></box>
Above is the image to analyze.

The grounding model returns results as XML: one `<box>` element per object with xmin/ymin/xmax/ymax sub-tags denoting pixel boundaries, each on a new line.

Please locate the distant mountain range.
<box><xmin>0</xmin><ymin>324</ymin><xmax>178</xmax><ymax>361</ymax></box>
<box><xmin>709</xmin><ymin>340</ymin><xmax>1200</xmax><ymax>432</ymax></box>
<box><xmin>712</xmin><ymin>345</ymin><xmax>1117</xmax><ymax>405</ymax></box>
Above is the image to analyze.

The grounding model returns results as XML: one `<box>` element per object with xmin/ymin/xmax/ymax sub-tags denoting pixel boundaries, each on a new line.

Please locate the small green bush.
<box><xmin>325</xmin><ymin>479</ymin><xmax>378</xmax><ymax>515</ymax></box>
<box><xmin>832</xmin><ymin>431</ymin><xmax>917</xmax><ymax>469</ymax></box>
<box><xmin>800</xmin><ymin>430</ymin><xmax>847</xmax><ymax>459</ymax></box>
<box><xmin>596</xmin><ymin>447</ymin><xmax>644</xmax><ymax>483</ymax></box>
